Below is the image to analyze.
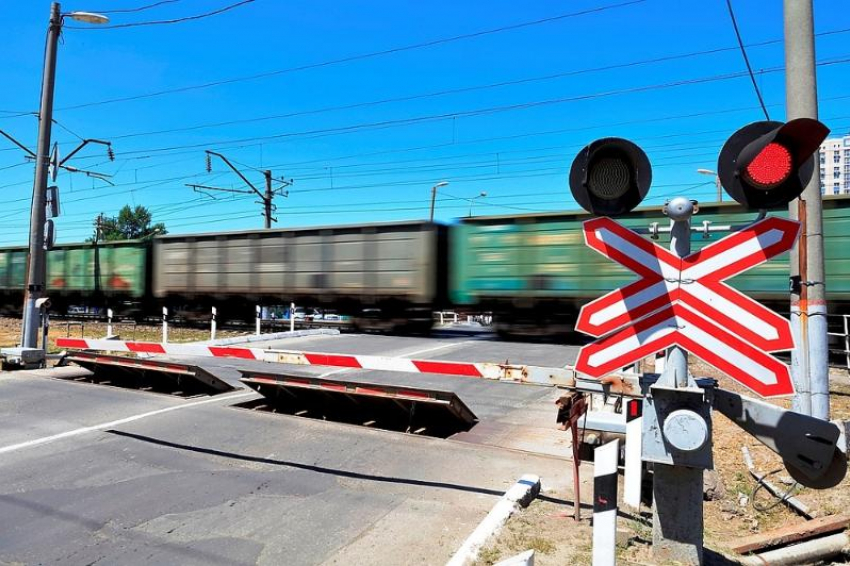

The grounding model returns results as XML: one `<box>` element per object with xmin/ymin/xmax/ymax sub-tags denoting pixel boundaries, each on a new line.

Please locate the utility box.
<box><xmin>1</xmin><ymin>347</ymin><xmax>46</xmax><ymax>370</ymax></box>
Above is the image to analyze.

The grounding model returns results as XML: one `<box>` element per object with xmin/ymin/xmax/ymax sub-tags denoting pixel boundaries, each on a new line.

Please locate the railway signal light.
<box><xmin>569</xmin><ymin>137</ymin><xmax>651</xmax><ymax>216</ymax></box>
<box><xmin>717</xmin><ymin>118</ymin><xmax>830</xmax><ymax>209</ymax></box>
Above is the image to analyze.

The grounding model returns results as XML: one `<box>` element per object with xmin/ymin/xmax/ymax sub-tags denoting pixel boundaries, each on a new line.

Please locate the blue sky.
<box><xmin>0</xmin><ymin>0</ymin><xmax>848</xmax><ymax>244</ymax></box>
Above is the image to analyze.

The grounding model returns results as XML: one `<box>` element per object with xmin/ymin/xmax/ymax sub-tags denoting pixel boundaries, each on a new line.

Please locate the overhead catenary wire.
<box><xmin>101</xmin><ymin>53</ymin><xmax>850</xmax><ymax>143</ymax></box>
<box><xmin>91</xmin><ymin>0</ymin><xmax>183</xmax><ymax>14</ymax></box>
<box><xmin>100</xmin><ymin>37</ymin><xmax>825</xmax><ymax>141</ymax></box>
<box><xmin>62</xmin><ymin>57</ymin><xmax>850</xmax><ymax>162</ymax></box>
<box><xmin>55</xmin><ymin>0</ymin><xmax>647</xmax><ymax>111</ymax></box>
<box><xmin>0</xmin><ymin>185</ymin><xmax>726</xmax><ymax>239</ymax></box>
<box><xmin>725</xmin><ymin>0</ymin><xmax>771</xmax><ymax>120</ymax></box>
<box><xmin>3</xmin><ymin>108</ymin><xmax>850</xmax><ymax>200</ymax></box>
<box><xmin>2</xmin><ymin>110</ymin><xmax>849</xmax><ymax>202</ymax></box>
<box><xmin>0</xmin><ymin>152</ymin><xmax>735</xmax><ymax>226</ymax></box>
<box><xmin>59</xmin><ymin>90</ymin><xmax>850</xmax><ymax>170</ymax></box>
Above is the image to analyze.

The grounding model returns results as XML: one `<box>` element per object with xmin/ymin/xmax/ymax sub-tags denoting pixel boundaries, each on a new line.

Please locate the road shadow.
<box><xmin>108</xmin><ymin>429</ymin><xmax>585</xmax><ymax>509</ymax></box>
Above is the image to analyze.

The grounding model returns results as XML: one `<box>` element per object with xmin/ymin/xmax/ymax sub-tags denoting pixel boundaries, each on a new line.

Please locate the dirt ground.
<box><xmin>0</xmin><ymin>316</ymin><xmax>247</xmax><ymax>351</ymax></box>
<box><xmin>475</xmin><ymin>357</ymin><xmax>850</xmax><ymax>565</ymax></box>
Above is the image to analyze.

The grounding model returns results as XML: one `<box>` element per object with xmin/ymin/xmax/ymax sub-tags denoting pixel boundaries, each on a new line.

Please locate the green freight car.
<box><xmin>0</xmin><ymin>240</ymin><xmax>149</xmax><ymax>315</ymax></box>
<box><xmin>450</xmin><ymin>195</ymin><xmax>850</xmax><ymax>336</ymax></box>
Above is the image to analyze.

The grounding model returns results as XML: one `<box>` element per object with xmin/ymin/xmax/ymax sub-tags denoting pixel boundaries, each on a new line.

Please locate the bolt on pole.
<box><xmin>785</xmin><ymin>0</ymin><xmax>827</xmax><ymax>418</ymax></box>
<box><xmin>21</xmin><ymin>2</ymin><xmax>61</xmax><ymax>349</ymax></box>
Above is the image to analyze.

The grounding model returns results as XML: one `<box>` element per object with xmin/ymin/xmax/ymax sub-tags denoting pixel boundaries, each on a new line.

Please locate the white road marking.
<box><xmin>0</xmin><ymin>391</ymin><xmax>256</xmax><ymax>456</ymax></box>
<box><xmin>399</xmin><ymin>341</ymin><xmax>470</xmax><ymax>359</ymax></box>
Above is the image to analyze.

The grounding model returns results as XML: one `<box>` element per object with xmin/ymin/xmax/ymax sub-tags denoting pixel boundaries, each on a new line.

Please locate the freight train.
<box><xmin>1</xmin><ymin>195</ymin><xmax>849</xmax><ymax>335</ymax></box>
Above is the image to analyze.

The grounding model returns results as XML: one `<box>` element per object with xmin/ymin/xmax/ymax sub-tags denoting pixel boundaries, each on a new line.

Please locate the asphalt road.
<box><xmin>0</xmin><ymin>333</ymin><xmax>585</xmax><ymax>565</ymax></box>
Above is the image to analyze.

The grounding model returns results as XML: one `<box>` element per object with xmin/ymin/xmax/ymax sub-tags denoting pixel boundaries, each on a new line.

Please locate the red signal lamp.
<box><xmin>718</xmin><ymin>118</ymin><xmax>829</xmax><ymax>209</ymax></box>
<box><xmin>744</xmin><ymin>142</ymin><xmax>793</xmax><ymax>189</ymax></box>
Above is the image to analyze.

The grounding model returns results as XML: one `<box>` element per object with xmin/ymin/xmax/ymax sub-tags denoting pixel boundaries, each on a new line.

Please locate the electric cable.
<box><xmin>92</xmin><ymin>0</ymin><xmax>183</xmax><ymax>14</ymax></box>
<box><xmin>57</xmin><ymin>0</ymin><xmax>646</xmax><ymax>109</ymax></box>
<box><xmin>725</xmin><ymin>0</ymin><xmax>771</xmax><ymax>120</ymax></box>
<box><xmin>66</xmin><ymin>0</ymin><xmax>255</xmax><ymax>30</ymax></box>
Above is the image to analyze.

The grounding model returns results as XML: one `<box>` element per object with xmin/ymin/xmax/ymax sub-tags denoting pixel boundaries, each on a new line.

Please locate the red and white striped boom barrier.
<box><xmin>55</xmin><ymin>337</ymin><xmax>641</xmax><ymax>397</ymax></box>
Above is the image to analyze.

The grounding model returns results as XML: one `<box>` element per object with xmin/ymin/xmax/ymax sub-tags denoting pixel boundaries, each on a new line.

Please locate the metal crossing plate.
<box><xmin>64</xmin><ymin>350</ymin><xmax>235</xmax><ymax>395</ymax></box>
<box><xmin>240</xmin><ymin>369</ymin><xmax>478</xmax><ymax>435</ymax></box>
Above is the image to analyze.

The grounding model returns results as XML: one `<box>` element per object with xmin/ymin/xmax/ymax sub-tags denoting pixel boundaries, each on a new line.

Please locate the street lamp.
<box><xmin>429</xmin><ymin>181</ymin><xmax>449</xmax><ymax>222</ymax></box>
<box><xmin>467</xmin><ymin>191</ymin><xmax>487</xmax><ymax>217</ymax></box>
<box><xmin>67</xmin><ymin>11</ymin><xmax>109</xmax><ymax>24</ymax></box>
<box><xmin>20</xmin><ymin>2</ymin><xmax>108</xmax><ymax>350</ymax></box>
<box><xmin>697</xmin><ymin>168</ymin><xmax>723</xmax><ymax>203</ymax></box>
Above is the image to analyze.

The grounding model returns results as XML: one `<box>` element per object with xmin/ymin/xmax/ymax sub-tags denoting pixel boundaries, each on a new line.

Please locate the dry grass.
<box><xmin>472</xmin><ymin>496</ymin><xmax>593</xmax><ymax>566</ymax></box>
<box><xmin>477</xmin><ymin>356</ymin><xmax>850</xmax><ymax>565</ymax></box>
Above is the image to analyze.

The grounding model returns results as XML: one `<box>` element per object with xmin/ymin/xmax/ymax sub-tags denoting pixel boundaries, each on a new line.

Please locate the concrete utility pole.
<box><xmin>263</xmin><ymin>170</ymin><xmax>273</xmax><ymax>230</ymax></box>
<box><xmin>785</xmin><ymin>0</ymin><xmax>828</xmax><ymax>419</ymax></box>
<box><xmin>21</xmin><ymin>2</ymin><xmax>62</xmax><ymax>349</ymax></box>
<box><xmin>18</xmin><ymin>3</ymin><xmax>109</xmax><ymax>349</ymax></box>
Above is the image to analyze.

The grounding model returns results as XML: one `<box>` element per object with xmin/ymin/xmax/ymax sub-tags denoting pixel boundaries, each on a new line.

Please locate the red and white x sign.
<box><xmin>574</xmin><ymin>215</ymin><xmax>800</xmax><ymax>398</ymax></box>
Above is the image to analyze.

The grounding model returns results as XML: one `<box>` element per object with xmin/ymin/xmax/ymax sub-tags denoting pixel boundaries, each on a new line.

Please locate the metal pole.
<box><xmin>653</xmin><ymin>197</ymin><xmax>703</xmax><ymax>565</ymax></box>
<box><xmin>429</xmin><ymin>185</ymin><xmax>437</xmax><ymax>222</ymax></box>
<box><xmin>844</xmin><ymin>315</ymin><xmax>849</xmax><ymax>371</ymax></box>
<box><xmin>264</xmin><ymin>170</ymin><xmax>272</xmax><ymax>229</ymax></box>
<box><xmin>785</xmin><ymin>0</ymin><xmax>827</xmax><ymax>419</ymax></box>
<box><xmin>21</xmin><ymin>2</ymin><xmax>61</xmax><ymax>349</ymax></box>
<box><xmin>667</xmin><ymin>205</ymin><xmax>691</xmax><ymax>389</ymax></box>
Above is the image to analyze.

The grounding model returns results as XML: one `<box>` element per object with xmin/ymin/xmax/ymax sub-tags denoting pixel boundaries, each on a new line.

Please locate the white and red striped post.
<box><xmin>162</xmin><ymin>307</ymin><xmax>168</xmax><ymax>343</ymax></box>
<box><xmin>255</xmin><ymin>305</ymin><xmax>261</xmax><ymax>336</ymax></box>
<box><xmin>290</xmin><ymin>302</ymin><xmax>295</xmax><ymax>333</ymax></box>
<box><xmin>211</xmin><ymin>306</ymin><xmax>217</xmax><ymax>341</ymax></box>
<box><xmin>106</xmin><ymin>308</ymin><xmax>113</xmax><ymax>338</ymax></box>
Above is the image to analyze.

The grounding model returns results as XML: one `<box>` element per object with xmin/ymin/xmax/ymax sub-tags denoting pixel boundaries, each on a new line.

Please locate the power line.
<box><xmin>66</xmin><ymin>0</ymin><xmax>255</xmax><ymax>30</ymax></box>
<box><xmin>96</xmin><ymin>36</ymin><xmax>850</xmax><ymax>142</ymax></box>
<box><xmin>103</xmin><ymin>37</ymin><xmax>808</xmax><ymax>141</ymax></box>
<box><xmin>92</xmin><ymin>0</ymin><xmax>183</xmax><ymax>14</ymax></box>
<box><xmin>55</xmin><ymin>0</ymin><xmax>646</xmax><ymax>110</ymax></box>
<box><xmin>725</xmin><ymin>0</ymin><xmax>770</xmax><ymax>120</ymax></box>
<box><xmin>67</xmin><ymin>57</ymin><xmax>850</xmax><ymax>159</ymax></box>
